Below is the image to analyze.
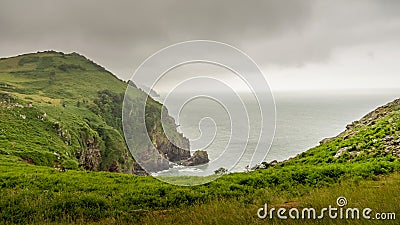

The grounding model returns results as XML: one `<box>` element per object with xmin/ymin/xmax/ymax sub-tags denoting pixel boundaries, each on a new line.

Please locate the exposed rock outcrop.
<box><xmin>76</xmin><ymin>138</ymin><xmax>102</xmax><ymax>171</ymax></box>
<box><xmin>333</xmin><ymin>147</ymin><xmax>350</xmax><ymax>159</ymax></box>
<box><xmin>154</xmin><ymin>137</ymin><xmax>191</xmax><ymax>162</ymax></box>
<box><xmin>181</xmin><ymin>150</ymin><xmax>210</xmax><ymax>166</ymax></box>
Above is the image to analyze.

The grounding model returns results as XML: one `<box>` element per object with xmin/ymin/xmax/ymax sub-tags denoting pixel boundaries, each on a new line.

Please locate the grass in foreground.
<box><xmin>131</xmin><ymin>172</ymin><xmax>400</xmax><ymax>225</ymax></box>
<box><xmin>0</xmin><ymin>154</ymin><xmax>399</xmax><ymax>225</ymax></box>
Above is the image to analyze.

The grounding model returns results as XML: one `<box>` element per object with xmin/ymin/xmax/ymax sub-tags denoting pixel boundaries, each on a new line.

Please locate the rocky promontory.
<box><xmin>180</xmin><ymin>150</ymin><xmax>210</xmax><ymax>166</ymax></box>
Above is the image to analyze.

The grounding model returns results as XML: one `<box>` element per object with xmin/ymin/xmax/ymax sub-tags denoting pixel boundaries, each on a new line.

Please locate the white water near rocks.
<box><xmin>154</xmin><ymin>89</ymin><xmax>400</xmax><ymax>176</ymax></box>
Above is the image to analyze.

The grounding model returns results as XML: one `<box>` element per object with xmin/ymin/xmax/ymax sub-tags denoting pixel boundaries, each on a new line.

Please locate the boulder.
<box><xmin>334</xmin><ymin>147</ymin><xmax>350</xmax><ymax>159</ymax></box>
<box><xmin>320</xmin><ymin>137</ymin><xmax>334</xmax><ymax>144</ymax></box>
<box><xmin>270</xmin><ymin>160</ymin><xmax>278</xmax><ymax>166</ymax></box>
<box><xmin>181</xmin><ymin>150</ymin><xmax>209</xmax><ymax>166</ymax></box>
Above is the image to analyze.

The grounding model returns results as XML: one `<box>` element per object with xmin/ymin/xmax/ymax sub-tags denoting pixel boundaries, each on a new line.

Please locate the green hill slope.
<box><xmin>279</xmin><ymin>98</ymin><xmax>400</xmax><ymax>169</ymax></box>
<box><xmin>0</xmin><ymin>51</ymin><xmax>190</xmax><ymax>174</ymax></box>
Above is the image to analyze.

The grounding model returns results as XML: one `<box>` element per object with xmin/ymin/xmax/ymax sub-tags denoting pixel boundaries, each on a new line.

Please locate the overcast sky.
<box><xmin>1</xmin><ymin>0</ymin><xmax>400</xmax><ymax>92</ymax></box>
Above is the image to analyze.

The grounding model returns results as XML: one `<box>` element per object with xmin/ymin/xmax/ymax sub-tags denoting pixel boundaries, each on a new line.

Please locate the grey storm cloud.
<box><xmin>1</xmin><ymin>0</ymin><xmax>400</xmax><ymax>80</ymax></box>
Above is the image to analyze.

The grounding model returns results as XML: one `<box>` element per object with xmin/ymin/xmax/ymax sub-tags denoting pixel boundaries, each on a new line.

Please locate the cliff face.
<box><xmin>150</xmin><ymin>127</ymin><xmax>191</xmax><ymax>162</ymax></box>
<box><xmin>0</xmin><ymin>51</ymin><xmax>197</xmax><ymax>174</ymax></box>
<box><xmin>77</xmin><ymin>138</ymin><xmax>102</xmax><ymax>171</ymax></box>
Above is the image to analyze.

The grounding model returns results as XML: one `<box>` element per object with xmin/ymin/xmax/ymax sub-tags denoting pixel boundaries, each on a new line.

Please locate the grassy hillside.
<box><xmin>1</xmin><ymin>155</ymin><xmax>399</xmax><ymax>224</ymax></box>
<box><xmin>0</xmin><ymin>51</ymin><xmax>399</xmax><ymax>224</ymax></box>
<box><xmin>281</xmin><ymin>98</ymin><xmax>400</xmax><ymax>169</ymax></box>
<box><xmin>0</xmin><ymin>51</ymin><xmax>188</xmax><ymax>174</ymax></box>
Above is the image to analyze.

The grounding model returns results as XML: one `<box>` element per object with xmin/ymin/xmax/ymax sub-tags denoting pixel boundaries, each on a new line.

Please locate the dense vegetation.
<box><xmin>0</xmin><ymin>51</ymin><xmax>399</xmax><ymax>224</ymax></box>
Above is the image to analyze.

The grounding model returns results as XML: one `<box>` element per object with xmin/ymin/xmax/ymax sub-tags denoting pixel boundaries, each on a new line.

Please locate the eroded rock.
<box><xmin>181</xmin><ymin>150</ymin><xmax>210</xmax><ymax>166</ymax></box>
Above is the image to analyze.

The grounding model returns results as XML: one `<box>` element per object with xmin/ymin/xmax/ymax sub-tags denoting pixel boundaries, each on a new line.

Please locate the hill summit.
<box><xmin>0</xmin><ymin>51</ymin><xmax>198</xmax><ymax>174</ymax></box>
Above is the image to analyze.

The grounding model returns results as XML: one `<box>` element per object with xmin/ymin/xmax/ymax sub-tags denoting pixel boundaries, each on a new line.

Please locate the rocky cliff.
<box><xmin>0</xmin><ymin>51</ymin><xmax>207</xmax><ymax>174</ymax></box>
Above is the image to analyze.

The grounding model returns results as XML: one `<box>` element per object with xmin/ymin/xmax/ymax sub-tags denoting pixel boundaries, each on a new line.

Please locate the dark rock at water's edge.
<box><xmin>137</xmin><ymin>149</ymin><xmax>210</xmax><ymax>172</ymax></box>
<box><xmin>154</xmin><ymin>136</ymin><xmax>191</xmax><ymax>162</ymax></box>
<box><xmin>180</xmin><ymin>150</ymin><xmax>210</xmax><ymax>166</ymax></box>
<box><xmin>251</xmin><ymin>159</ymin><xmax>280</xmax><ymax>170</ymax></box>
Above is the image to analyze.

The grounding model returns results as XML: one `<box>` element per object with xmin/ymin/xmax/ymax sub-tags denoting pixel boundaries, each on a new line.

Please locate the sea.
<box><xmin>153</xmin><ymin>89</ymin><xmax>400</xmax><ymax>176</ymax></box>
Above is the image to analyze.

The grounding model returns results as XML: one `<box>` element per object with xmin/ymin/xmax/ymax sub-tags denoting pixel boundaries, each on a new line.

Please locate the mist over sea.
<box><xmin>154</xmin><ymin>89</ymin><xmax>400</xmax><ymax>176</ymax></box>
